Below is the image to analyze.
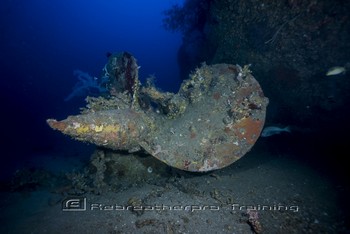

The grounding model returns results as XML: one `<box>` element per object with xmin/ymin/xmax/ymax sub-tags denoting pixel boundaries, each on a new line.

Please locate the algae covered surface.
<box><xmin>47</xmin><ymin>53</ymin><xmax>268</xmax><ymax>172</ymax></box>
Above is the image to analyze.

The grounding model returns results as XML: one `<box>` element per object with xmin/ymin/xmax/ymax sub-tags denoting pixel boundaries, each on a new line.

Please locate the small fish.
<box><xmin>261</xmin><ymin>126</ymin><xmax>291</xmax><ymax>137</ymax></box>
<box><xmin>326</xmin><ymin>66</ymin><xmax>346</xmax><ymax>76</ymax></box>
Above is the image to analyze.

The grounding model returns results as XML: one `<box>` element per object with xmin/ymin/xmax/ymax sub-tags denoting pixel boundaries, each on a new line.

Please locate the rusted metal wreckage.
<box><xmin>47</xmin><ymin>52</ymin><xmax>268</xmax><ymax>172</ymax></box>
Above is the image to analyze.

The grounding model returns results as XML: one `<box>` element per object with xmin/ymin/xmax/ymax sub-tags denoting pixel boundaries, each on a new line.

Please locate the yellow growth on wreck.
<box><xmin>103</xmin><ymin>125</ymin><xmax>120</xmax><ymax>133</ymax></box>
<box><xmin>76</xmin><ymin>125</ymin><xmax>90</xmax><ymax>134</ymax></box>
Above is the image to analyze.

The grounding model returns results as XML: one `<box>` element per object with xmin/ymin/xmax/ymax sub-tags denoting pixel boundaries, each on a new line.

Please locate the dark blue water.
<box><xmin>0</xmin><ymin>0</ymin><xmax>183</xmax><ymax>178</ymax></box>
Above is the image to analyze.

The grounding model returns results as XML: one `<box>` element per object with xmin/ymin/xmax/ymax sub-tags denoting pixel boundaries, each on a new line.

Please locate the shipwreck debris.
<box><xmin>47</xmin><ymin>52</ymin><xmax>268</xmax><ymax>172</ymax></box>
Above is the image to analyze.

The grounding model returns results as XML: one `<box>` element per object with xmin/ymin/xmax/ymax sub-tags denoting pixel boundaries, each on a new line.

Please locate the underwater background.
<box><xmin>1</xmin><ymin>0</ymin><xmax>183</xmax><ymax>177</ymax></box>
<box><xmin>1</xmin><ymin>0</ymin><xmax>350</xmax><ymax>233</ymax></box>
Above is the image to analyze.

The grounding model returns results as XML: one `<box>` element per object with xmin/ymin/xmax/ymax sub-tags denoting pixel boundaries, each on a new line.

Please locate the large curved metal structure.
<box><xmin>47</xmin><ymin>52</ymin><xmax>268</xmax><ymax>171</ymax></box>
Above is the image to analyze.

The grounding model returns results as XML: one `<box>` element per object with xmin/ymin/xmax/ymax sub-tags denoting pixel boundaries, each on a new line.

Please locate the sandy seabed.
<box><xmin>1</xmin><ymin>139</ymin><xmax>348</xmax><ymax>234</ymax></box>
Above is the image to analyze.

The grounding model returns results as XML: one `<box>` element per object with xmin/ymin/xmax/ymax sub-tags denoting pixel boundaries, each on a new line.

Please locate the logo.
<box><xmin>62</xmin><ymin>197</ymin><xmax>86</xmax><ymax>211</ymax></box>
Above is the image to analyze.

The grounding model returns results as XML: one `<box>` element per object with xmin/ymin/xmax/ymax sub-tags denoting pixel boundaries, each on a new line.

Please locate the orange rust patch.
<box><xmin>127</xmin><ymin>122</ymin><xmax>139</xmax><ymax>138</ymax></box>
<box><xmin>215</xmin><ymin>143</ymin><xmax>240</xmax><ymax>162</ymax></box>
<box><xmin>218</xmin><ymin>64</ymin><xmax>237</xmax><ymax>75</ymax></box>
<box><xmin>190</xmin><ymin>132</ymin><xmax>197</xmax><ymax>139</ymax></box>
<box><xmin>47</xmin><ymin>119</ymin><xmax>67</xmax><ymax>131</ymax></box>
<box><xmin>104</xmin><ymin>132</ymin><xmax>118</xmax><ymax>141</ymax></box>
<box><xmin>120</xmin><ymin>132</ymin><xmax>128</xmax><ymax>146</ymax></box>
<box><xmin>227</xmin><ymin>65</ymin><xmax>236</xmax><ymax>73</ymax></box>
<box><xmin>224</xmin><ymin>126</ymin><xmax>232</xmax><ymax>134</ymax></box>
<box><xmin>233</xmin><ymin>117</ymin><xmax>263</xmax><ymax>145</ymax></box>
<box><xmin>235</xmin><ymin>86</ymin><xmax>254</xmax><ymax>98</ymax></box>
<box><xmin>212</xmin><ymin>92</ymin><xmax>221</xmax><ymax>100</ymax></box>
